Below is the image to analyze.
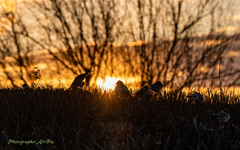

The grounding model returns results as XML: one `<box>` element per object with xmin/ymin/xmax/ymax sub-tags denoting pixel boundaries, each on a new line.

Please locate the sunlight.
<box><xmin>215</xmin><ymin>25</ymin><xmax>237</xmax><ymax>32</ymax></box>
<box><xmin>204</xmin><ymin>40</ymin><xmax>222</xmax><ymax>46</ymax></box>
<box><xmin>216</xmin><ymin>64</ymin><xmax>224</xmax><ymax>69</ymax></box>
<box><xmin>0</xmin><ymin>0</ymin><xmax>16</xmax><ymax>12</ymax></box>
<box><xmin>232</xmin><ymin>14</ymin><xmax>240</xmax><ymax>21</ymax></box>
<box><xmin>96</xmin><ymin>76</ymin><xmax>125</xmax><ymax>90</ymax></box>
<box><xmin>200</xmin><ymin>66</ymin><xmax>208</xmax><ymax>73</ymax></box>
<box><xmin>178</xmin><ymin>71</ymin><xmax>183</xmax><ymax>77</ymax></box>
<box><xmin>127</xmin><ymin>41</ymin><xmax>145</xmax><ymax>47</ymax></box>
<box><xmin>228</xmin><ymin>50</ymin><xmax>238</xmax><ymax>57</ymax></box>
<box><xmin>167</xmin><ymin>72</ymin><xmax>174</xmax><ymax>77</ymax></box>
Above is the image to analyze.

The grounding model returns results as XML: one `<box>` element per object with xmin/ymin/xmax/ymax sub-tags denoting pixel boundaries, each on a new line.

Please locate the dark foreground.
<box><xmin>0</xmin><ymin>87</ymin><xmax>240</xmax><ymax>150</ymax></box>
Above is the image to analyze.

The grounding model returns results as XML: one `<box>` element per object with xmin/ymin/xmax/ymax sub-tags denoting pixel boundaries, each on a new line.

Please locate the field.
<box><xmin>0</xmin><ymin>86</ymin><xmax>240</xmax><ymax>150</ymax></box>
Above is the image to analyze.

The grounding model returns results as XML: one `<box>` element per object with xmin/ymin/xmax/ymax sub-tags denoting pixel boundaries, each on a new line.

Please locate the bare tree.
<box><xmin>0</xmin><ymin>2</ymin><xmax>37</xmax><ymax>87</ymax></box>
<box><xmin>121</xmin><ymin>0</ymin><xmax>240</xmax><ymax>89</ymax></box>
<box><xmin>18</xmin><ymin>0</ymin><xmax>127</xmax><ymax>86</ymax></box>
<box><xmin>0</xmin><ymin>0</ymin><xmax>239</xmax><ymax>89</ymax></box>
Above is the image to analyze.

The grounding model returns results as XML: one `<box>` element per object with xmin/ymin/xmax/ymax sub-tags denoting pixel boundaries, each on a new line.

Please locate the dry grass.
<box><xmin>0</xmin><ymin>86</ymin><xmax>240</xmax><ymax>150</ymax></box>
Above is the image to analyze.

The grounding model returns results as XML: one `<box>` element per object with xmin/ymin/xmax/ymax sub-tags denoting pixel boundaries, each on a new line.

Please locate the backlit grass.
<box><xmin>0</xmin><ymin>86</ymin><xmax>239</xmax><ymax>150</ymax></box>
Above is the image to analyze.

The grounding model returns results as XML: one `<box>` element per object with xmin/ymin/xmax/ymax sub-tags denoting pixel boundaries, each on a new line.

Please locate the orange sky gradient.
<box><xmin>0</xmin><ymin>0</ymin><xmax>240</xmax><ymax>90</ymax></box>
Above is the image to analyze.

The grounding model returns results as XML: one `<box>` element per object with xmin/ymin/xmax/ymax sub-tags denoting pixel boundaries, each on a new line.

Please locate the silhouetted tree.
<box><xmin>20</xmin><ymin>0</ymin><xmax>127</xmax><ymax>86</ymax></box>
<box><xmin>0</xmin><ymin>2</ymin><xmax>37</xmax><ymax>87</ymax></box>
<box><xmin>121</xmin><ymin>0</ymin><xmax>240</xmax><ymax>89</ymax></box>
<box><xmin>0</xmin><ymin>0</ymin><xmax>239</xmax><ymax>89</ymax></box>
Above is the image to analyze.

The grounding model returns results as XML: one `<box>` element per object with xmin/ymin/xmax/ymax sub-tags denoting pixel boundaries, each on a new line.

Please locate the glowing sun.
<box><xmin>96</xmin><ymin>76</ymin><xmax>125</xmax><ymax>90</ymax></box>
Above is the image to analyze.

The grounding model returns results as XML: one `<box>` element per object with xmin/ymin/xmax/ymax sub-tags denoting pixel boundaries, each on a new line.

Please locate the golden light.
<box><xmin>228</xmin><ymin>50</ymin><xmax>238</xmax><ymax>57</ymax></box>
<box><xmin>0</xmin><ymin>0</ymin><xmax>17</xmax><ymax>12</ymax></box>
<box><xmin>96</xmin><ymin>76</ymin><xmax>125</xmax><ymax>90</ymax></box>
<box><xmin>167</xmin><ymin>72</ymin><xmax>174</xmax><ymax>77</ymax></box>
<box><xmin>127</xmin><ymin>41</ymin><xmax>145</xmax><ymax>47</ymax></box>
<box><xmin>204</xmin><ymin>40</ymin><xmax>222</xmax><ymax>46</ymax></box>
<box><xmin>216</xmin><ymin>64</ymin><xmax>224</xmax><ymax>69</ymax></box>
<box><xmin>177</xmin><ymin>71</ymin><xmax>183</xmax><ymax>77</ymax></box>
<box><xmin>215</xmin><ymin>25</ymin><xmax>237</xmax><ymax>32</ymax></box>
<box><xmin>232</xmin><ymin>14</ymin><xmax>240</xmax><ymax>21</ymax></box>
<box><xmin>200</xmin><ymin>66</ymin><xmax>208</xmax><ymax>73</ymax></box>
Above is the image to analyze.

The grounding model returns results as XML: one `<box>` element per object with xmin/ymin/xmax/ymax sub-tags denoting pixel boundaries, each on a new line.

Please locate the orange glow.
<box><xmin>228</xmin><ymin>50</ymin><xmax>238</xmax><ymax>57</ymax></box>
<box><xmin>216</xmin><ymin>64</ymin><xmax>223</xmax><ymax>69</ymax></box>
<box><xmin>204</xmin><ymin>40</ymin><xmax>222</xmax><ymax>46</ymax></box>
<box><xmin>97</xmin><ymin>76</ymin><xmax>125</xmax><ymax>90</ymax></box>
<box><xmin>17</xmin><ymin>0</ymin><xmax>48</xmax><ymax>2</ymax></box>
<box><xmin>90</xmin><ymin>42</ymin><xmax>95</xmax><ymax>46</ymax></box>
<box><xmin>215</xmin><ymin>25</ymin><xmax>237</xmax><ymax>32</ymax></box>
<box><xmin>232</xmin><ymin>14</ymin><xmax>240</xmax><ymax>21</ymax></box>
<box><xmin>168</xmin><ymin>36</ymin><xmax>174</xmax><ymax>41</ymax></box>
<box><xmin>177</xmin><ymin>71</ymin><xmax>183</xmax><ymax>77</ymax></box>
<box><xmin>0</xmin><ymin>0</ymin><xmax>16</xmax><ymax>12</ymax></box>
<box><xmin>35</xmin><ymin>63</ymin><xmax>47</xmax><ymax>69</ymax></box>
<box><xmin>200</xmin><ymin>66</ymin><xmax>208</xmax><ymax>73</ymax></box>
<box><xmin>181</xmin><ymin>87</ymin><xmax>240</xmax><ymax>95</ymax></box>
<box><xmin>167</xmin><ymin>72</ymin><xmax>174</xmax><ymax>77</ymax></box>
<box><xmin>7</xmin><ymin>14</ymin><xmax>17</xmax><ymax>22</ymax></box>
<box><xmin>127</xmin><ymin>41</ymin><xmax>145</xmax><ymax>47</ymax></box>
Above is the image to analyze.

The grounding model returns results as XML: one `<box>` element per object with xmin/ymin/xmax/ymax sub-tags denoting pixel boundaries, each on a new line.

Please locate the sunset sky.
<box><xmin>0</xmin><ymin>0</ymin><xmax>240</xmax><ymax>89</ymax></box>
